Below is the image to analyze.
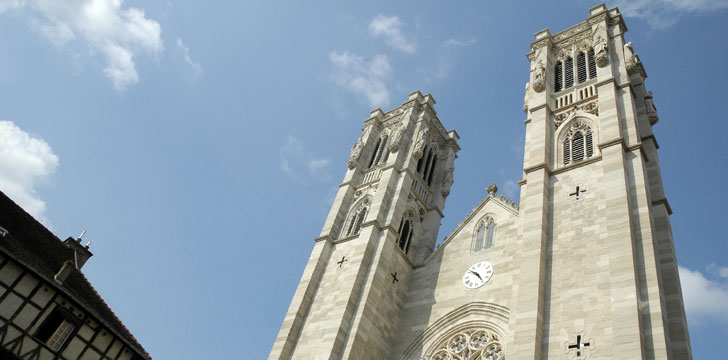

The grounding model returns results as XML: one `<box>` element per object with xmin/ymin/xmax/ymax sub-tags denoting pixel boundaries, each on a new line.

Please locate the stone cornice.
<box><xmin>523</xmin><ymin>162</ymin><xmax>550</xmax><ymax>175</ymax></box>
<box><xmin>652</xmin><ymin>198</ymin><xmax>673</xmax><ymax>215</ymax></box>
<box><xmin>550</xmin><ymin>155</ymin><xmax>602</xmax><ymax>175</ymax></box>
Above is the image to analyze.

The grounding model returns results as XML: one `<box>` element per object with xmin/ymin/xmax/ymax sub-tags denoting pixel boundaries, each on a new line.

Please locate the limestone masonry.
<box><xmin>270</xmin><ymin>4</ymin><xmax>692</xmax><ymax>359</ymax></box>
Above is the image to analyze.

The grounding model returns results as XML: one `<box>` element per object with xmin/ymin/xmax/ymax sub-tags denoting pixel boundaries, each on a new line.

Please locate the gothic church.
<box><xmin>270</xmin><ymin>4</ymin><xmax>692</xmax><ymax>359</ymax></box>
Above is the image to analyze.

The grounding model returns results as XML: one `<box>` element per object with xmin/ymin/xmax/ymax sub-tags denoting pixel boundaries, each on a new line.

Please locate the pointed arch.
<box><xmin>557</xmin><ymin>115</ymin><xmax>599</xmax><ymax>167</ymax></box>
<box><xmin>342</xmin><ymin>196</ymin><xmax>372</xmax><ymax>238</ymax></box>
<box><xmin>472</xmin><ymin>214</ymin><xmax>496</xmax><ymax>252</ymax></box>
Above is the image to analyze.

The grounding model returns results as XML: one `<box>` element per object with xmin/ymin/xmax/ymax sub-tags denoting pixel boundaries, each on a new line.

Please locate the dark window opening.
<box><xmin>565</xmin><ymin>58</ymin><xmax>574</xmax><ymax>89</ymax></box>
<box><xmin>577</xmin><ymin>52</ymin><xmax>587</xmax><ymax>83</ymax></box>
<box><xmin>588</xmin><ymin>49</ymin><xmax>597</xmax><ymax>79</ymax></box>
<box><xmin>35</xmin><ymin>310</ymin><xmax>76</xmax><ymax>352</ymax></box>
<box><xmin>555</xmin><ymin>61</ymin><xmax>563</xmax><ymax>92</ymax></box>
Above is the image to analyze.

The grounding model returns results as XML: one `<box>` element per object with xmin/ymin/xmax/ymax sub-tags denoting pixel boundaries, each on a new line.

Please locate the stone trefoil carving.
<box><xmin>425</xmin><ymin>329</ymin><xmax>505</xmax><ymax>360</ymax></box>
<box><xmin>531</xmin><ymin>61</ymin><xmax>545</xmax><ymax>93</ymax></box>
<box><xmin>388</xmin><ymin>122</ymin><xmax>405</xmax><ymax>153</ymax></box>
<box><xmin>593</xmin><ymin>36</ymin><xmax>608</xmax><ymax>67</ymax></box>
<box><xmin>554</xmin><ymin>101</ymin><xmax>598</xmax><ymax>129</ymax></box>
<box><xmin>624</xmin><ymin>41</ymin><xmax>640</xmax><ymax>75</ymax></box>
<box><xmin>413</xmin><ymin>128</ymin><xmax>430</xmax><ymax>160</ymax></box>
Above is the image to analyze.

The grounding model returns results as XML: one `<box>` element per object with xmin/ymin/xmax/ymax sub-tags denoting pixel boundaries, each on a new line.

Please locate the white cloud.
<box><xmin>615</xmin><ymin>0</ymin><xmax>728</xmax><ymax>29</ymax></box>
<box><xmin>369</xmin><ymin>15</ymin><xmax>416</xmax><ymax>53</ymax></box>
<box><xmin>503</xmin><ymin>180</ymin><xmax>518</xmax><ymax>200</ymax></box>
<box><xmin>330</xmin><ymin>51</ymin><xmax>392</xmax><ymax>107</ymax></box>
<box><xmin>279</xmin><ymin>136</ymin><xmax>331</xmax><ymax>182</ymax></box>
<box><xmin>679</xmin><ymin>266</ymin><xmax>728</xmax><ymax>324</ymax></box>
<box><xmin>177</xmin><ymin>38</ymin><xmax>201</xmax><ymax>78</ymax></box>
<box><xmin>0</xmin><ymin>121</ymin><xmax>59</xmax><ymax>222</ymax></box>
<box><xmin>0</xmin><ymin>0</ymin><xmax>163</xmax><ymax>90</ymax></box>
<box><xmin>443</xmin><ymin>38</ymin><xmax>476</xmax><ymax>47</ymax></box>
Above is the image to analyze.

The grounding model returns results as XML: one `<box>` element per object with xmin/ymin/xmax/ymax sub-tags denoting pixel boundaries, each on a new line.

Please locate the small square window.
<box><xmin>35</xmin><ymin>309</ymin><xmax>77</xmax><ymax>352</ymax></box>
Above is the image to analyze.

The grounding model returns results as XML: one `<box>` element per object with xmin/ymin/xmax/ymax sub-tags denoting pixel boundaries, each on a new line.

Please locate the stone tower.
<box><xmin>269</xmin><ymin>91</ymin><xmax>460</xmax><ymax>359</ymax></box>
<box><xmin>270</xmin><ymin>4</ymin><xmax>692</xmax><ymax>359</ymax></box>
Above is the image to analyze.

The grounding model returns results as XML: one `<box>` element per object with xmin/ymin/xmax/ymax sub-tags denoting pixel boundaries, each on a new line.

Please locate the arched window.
<box><xmin>398</xmin><ymin>218</ymin><xmax>414</xmax><ymax>254</ymax></box>
<box><xmin>416</xmin><ymin>146</ymin><xmax>428</xmax><ymax>174</ymax></box>
<box><xmin>562</xmin><ymin>121</ymin><xmax>595</xmax><ymax>166</ymax></box>
<box><xmin>346</xmin><ymin>206</ymin><xmax>368</xmax><ymax>236</ymax></box>
<box><xmin>474</xmin><ymin>217</ymin><xmax>495</xmax><ymax>252</ymax></box>
<box><xmin>555</xmin><ymin>61</ymin><xmax>563</xmax><ymax>92</ymax></box>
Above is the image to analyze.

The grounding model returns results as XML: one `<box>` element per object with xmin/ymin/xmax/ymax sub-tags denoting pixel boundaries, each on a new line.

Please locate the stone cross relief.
<box><xmin>569</xmin><ymin>186</ymin><xmax>587</xmax><ymax>200</ymax></box>
<box><xmin>336</xmin><ymin>256</ymin><xmax>348</xmax><ymax>268</ymax></box>
<box><xmin>390</xmin><ymin>272</ymin><xmax>399</xmax><ymax>284</ymax></box>
<box><xmin>567</xmin><ymin>335</ymin><xmax>591</xmax><ymax>357</ymax></box>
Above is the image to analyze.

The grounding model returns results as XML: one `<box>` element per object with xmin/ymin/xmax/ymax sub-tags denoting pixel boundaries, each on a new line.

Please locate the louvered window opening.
<box><xmin>398</xmin><ymin>219</ymin><xmax>414</xmax><ymax>254</ymax></box>
<box><xmin>475</xmin><ymin>224</ymin><xmax>485</xmax><ymax>251</ymax></box>
<box><xmin>416</xmin><ymin>146</ymin><xmax>427</xmax><ymax>173</ymax></box>
<box><xmin>554</xmin><ymin>62</ymin><xmax>563</xmax><ymax>92</ymax></box>
<box><xmin>426</xmin><ymin>157</ymin><xmax>437</xmax><ymax>186</ymax></box>
<box><xmin>368</xmin><ymin>138</ymin><xmax>382</xmax><ymax>168</ymax></box>
<box><xmin>588</xmin><ymin>49</ymin><xmax>597</xmax><ymax>79</ymax></box>
<box><xmin>564</xmin><ymin>58</ymin><xmax>574</xmax><ymax>89</ymax></box>
<box><xmin>374</xmin><ymin>136</ymin><xmax>388</xmax><ymax>166</ymax></box>
<box><xmin>563</xmin><ymin>130</ymin><xmax>594</xmax><ymax>165</ymax></box>
<box><xmin>563</xmin><ymin>138</ymin><xmax>571</xmax><ymax>165</ymax></box>
<box><xmin>577</xmin><ymin>52</ymin><xmax>587</xmax><ymax>83</ymax></box>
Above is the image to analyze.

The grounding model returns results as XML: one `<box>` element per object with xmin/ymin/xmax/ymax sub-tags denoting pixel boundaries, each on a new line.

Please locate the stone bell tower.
<box><xmin>519</xmin><ymin>3</ymin><xmax>692</xmax><ymax>359</ymax></box>
<box><xmin>269</xmin><ymin>91</ymin><xmax>460</xmax><ymax>359</ymax></box>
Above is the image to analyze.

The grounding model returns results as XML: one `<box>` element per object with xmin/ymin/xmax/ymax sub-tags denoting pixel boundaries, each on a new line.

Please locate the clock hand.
<box><xmin>468</xmin><ymin>270</ymin><xmax>483</xmax><ymax>281</ymax></box>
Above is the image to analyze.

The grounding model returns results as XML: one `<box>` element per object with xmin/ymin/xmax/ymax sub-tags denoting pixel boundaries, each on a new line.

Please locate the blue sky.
<box><xmin>0</xmin><ymin>1</ymin><xmax>726</xmax><ymax>358</ymax></box>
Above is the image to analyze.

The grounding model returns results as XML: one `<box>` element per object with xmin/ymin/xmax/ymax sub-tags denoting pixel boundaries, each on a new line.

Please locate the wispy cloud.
<box><xmin>0</xmin><ymin>121</ymin><xmax>59</xmax><ymax>222</ymax></box>
<box><xmin>369</xmin><ymin>15</ymin><xmax>416</xmax><ymax>53</ymax></box>
<box><xmin>679</xmin><ymin>265</ymin><xmax>728</xmax><ymax>324</ymax></box>
<box><xmin>330</xmin><ymin>51</ymin><xmax>392</xmax><ymax>107</ymax></box>
<box><xmin>615</xmin><ymin>0</ymin><xmax>728</xmax><ymax>29</ymax></box>
<box><xmin>279</xmin><ymin>136</ymin><xmax>331</xmax><ymax>182</ymax></box>
<box><xmin>177</xmin><ymin>38</ymin><xmax>201</xmax><ymax>78</ymax></box>
<box><xmin>0</xmin><ymin>0</ymin><xmax>163</xmax><ymax>90</ymax></box>
<box><xmin>443</xmin><ymin>38</ymin><xmax>476</xmax><ymax>47</ymax></box>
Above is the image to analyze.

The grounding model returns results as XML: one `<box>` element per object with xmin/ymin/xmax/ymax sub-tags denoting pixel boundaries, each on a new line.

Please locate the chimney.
<box><xmin>63</xmin><ymin>236</ymin><xmax>93</xmax><ymax>269</ymax></box>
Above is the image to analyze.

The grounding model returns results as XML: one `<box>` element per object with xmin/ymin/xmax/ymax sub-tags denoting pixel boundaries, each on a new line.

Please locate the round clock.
<box><xmin>462</xmin><ymin>261</ymin><xmax>493</xmax><ymax>289</ymax></box>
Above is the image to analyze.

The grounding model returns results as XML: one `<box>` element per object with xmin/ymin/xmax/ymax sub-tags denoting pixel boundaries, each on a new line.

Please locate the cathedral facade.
<box><xmin>270</xmin><ymin>4</ymin><xmax>692</xmax><ymax>359</ymax></box>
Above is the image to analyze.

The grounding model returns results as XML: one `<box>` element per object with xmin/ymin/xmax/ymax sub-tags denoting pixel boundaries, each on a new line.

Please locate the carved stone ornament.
<box><xmin>486</xmin><ymin>184</ymin><xmax>498</xmax><ymax>196</ymax></box>
<box><xmin>554</xmin><ymin>23</ymin><xmax>590</xmax><ymax>42</ymax></box>
<box><xmin>624</xmin><ymin>41</ymin><xmax>640</xmax><ymax>74</ymax></box>
<box><xmin>531</xmin><ymin>61</ymin><xmax>545</xmax><ymax>93</ymax></box>
<box><xmin>441</xmin><ymin>152</ymin><xmax>455</xmax><ymax>196</ymax></box>
<box><xmin>554</xmin><ymin>101</ymin><xmax>598</xmax><ymax>129</ymax></box>
<box><xmin>645</xmin><ymin>90</ymin><xmax>658</xmax><ymax>124</ymax></box>
<box><xmin>347</xmin><ymin>127</ymin><xmax>370</xmax><ymax>169</ymax></box>
<box><xmin>593</xmin><ymin>36</ymin><xmax>608</xmax><ymax>67</ymax></box>
<box><xmin>388</xmin><ymin>122</ymin><xmax>405</xmax><ymax>153</ymax></box>
<box><xmin>413</xmin><ymin>128</ymin><xmax>430</xmax><ymax>160</ymax></box>
<box><xmin>425</xmin><ymin>329</ymin><xmax>505</xmax><ymax>360</ymax></box>
<box><xmin>566</xmin><ymin>119</ymin><xmax>592</xmax><ymax>137</ymax></box>
<box><xmin>523</xmin><ymin>82</ymin><xmax>530</xmax><ymax>113</ymax></box>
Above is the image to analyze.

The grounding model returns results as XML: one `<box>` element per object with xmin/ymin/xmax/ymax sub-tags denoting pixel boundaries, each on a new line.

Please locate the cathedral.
<box><xmin>270</xmin><ymin>4</ymin><xmax>692</xmax><ymax>359</ymax></box>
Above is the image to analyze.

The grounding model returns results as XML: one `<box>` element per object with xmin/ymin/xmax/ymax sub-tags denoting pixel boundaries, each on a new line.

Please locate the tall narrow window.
<box><xmin>572</xmin><ymin>131</ymin><xmax>585</xmax><ymax>163</ymax></box>
<box><xmin>423</xmin><ymin>148</ymin><xmax>435</xmax><ymax>180</ymax></box>
<box><xmin>565</xmin><ymin>57</ymin><xmax>574</xmax><ymax>89</ymax></box>
<box><xmin>373</xmin><ymin>136</ymin><xmax>389</xmax><ymax>166</ymax></box>
<box><xmin>427</xmin><ymin>157</ymin><xmax>438</xmax><ymax>186</ymax></box>
<box><xmin>346</xmin><ymin>207</ymin><xmax>368</xmax><ymax>236</ymax></box>
<box><xmin>474</xmin><ymin>224</ymin><xmax>485</xmax><ymax>251</ymax></box>
<box><xmin>586</xmin><ymin>131</ymin><xmax>594</xmax><ymax>158</ymax></box>
<box><xmin>587</xmin><ymin>49</ymin><xmax>597</xmax><ymax>79</ymax></box>
<box><xmin>563</xmin><ymin>138</ymin><xmax>571</xmax><ymax>165</ymax></box>
<box><xmin>398</xmin><ymin>219</ymin><xmax>413</xmax><ymax>254</ymax></box>
<box><xmin>485</xmin><ymin>223</ymin><xmax>495</xmax><ymax>249</ymax></box>
<box><xmin>555</xmin><ymin>61</ymin><xmax>563</xmax><ymax>92</ymax></box>
<box><xmin>368</xmin><ymin>138</ymin><xmax>382</xmax><ymax>168</ymax></box>
<box><xmin>577</xmin><ymin>52</ymin><xmax>587</xmax><ymax>83</ymax></box>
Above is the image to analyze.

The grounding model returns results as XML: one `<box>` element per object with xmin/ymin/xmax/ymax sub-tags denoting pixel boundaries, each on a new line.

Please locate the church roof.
<box><xmin>0</xmin><ymin>191</ymin><xmax>151</xmax><ymax>360</ymax></box>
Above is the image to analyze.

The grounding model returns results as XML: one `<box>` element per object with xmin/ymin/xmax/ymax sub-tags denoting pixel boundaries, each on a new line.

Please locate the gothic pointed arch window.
<box><xmin>554</xmin><ymin>61</ymin><xmax>563</xmax><ymax>92</ymax></box>
<box><xmin>344</xmin><ymin>198</ymin><xmax>370</xmax><ymax>238</ymax></box>
<box><xmin>561</xmin><ymin>119</ymin><xmax>595</xmax><ymax>166</ymax></box>
<box><xmin>473</xmin><ymin>216</ymin><xmax>496</xmax><ymax>252</ymax></box>
<box><xmin>397</xmin><ymin>218</ymin><xmax>414</xmax><ymax>254</ymax></box>
<box><xmin>368</xmin><ymin>134</ymin><xmax>390</xmax><ymax>168</ymax></box>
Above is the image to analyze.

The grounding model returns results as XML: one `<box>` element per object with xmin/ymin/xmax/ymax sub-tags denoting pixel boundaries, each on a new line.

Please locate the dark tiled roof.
<box><xmin>0</xmin><ymin>191</ymin><xmax>151</xmax><ymax>359</ymax></box>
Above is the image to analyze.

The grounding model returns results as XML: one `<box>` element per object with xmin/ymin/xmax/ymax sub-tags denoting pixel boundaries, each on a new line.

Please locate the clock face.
<box><xmin>462</xmin><ymin>261</ymin><xmax>493</xmax><ymax>289</ymax></box>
